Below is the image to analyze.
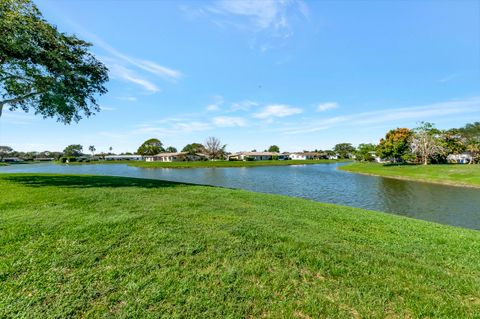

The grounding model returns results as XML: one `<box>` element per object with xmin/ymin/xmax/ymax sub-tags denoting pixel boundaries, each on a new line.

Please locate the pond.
<box><xmin>2</xmin><ymin>162</ymin><xmax>480</xmax><ymax>230</ymax></box>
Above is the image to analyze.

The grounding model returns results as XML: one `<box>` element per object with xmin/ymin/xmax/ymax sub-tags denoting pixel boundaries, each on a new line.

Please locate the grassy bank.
<box><xmin>339</xmin><ymin>162</ymin><xmax>480</xmax><ymax>188</ymax></box>
<box><xmin>1</xmin><ymin>174</ymin><xmax>479</xmax><ymax>318</ymax></box>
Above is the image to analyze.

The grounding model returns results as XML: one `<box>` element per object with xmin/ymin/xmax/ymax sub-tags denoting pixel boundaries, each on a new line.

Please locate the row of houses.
<box><xmin>140</xmin><ymin>151</ymin><xmax>339</xmax><ymax>162</ymax></box>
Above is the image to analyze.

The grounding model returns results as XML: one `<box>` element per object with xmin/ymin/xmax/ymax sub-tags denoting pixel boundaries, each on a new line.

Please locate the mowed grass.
<box><xmin>1</xmin><ymin>174</ymin><xmax>479</xmax><ymax>318</ymax></box>
<box><xmin>62</xmin><ymin>159</ymin><xmax>347</xmax><ymax>168</ymax></box>
<box><xmin>339</xmin><ymin>162</ymin><xmax>480</xmax><ymax>188</ymax></box>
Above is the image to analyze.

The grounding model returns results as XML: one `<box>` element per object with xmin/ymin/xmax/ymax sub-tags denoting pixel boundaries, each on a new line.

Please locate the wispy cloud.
<box><xmin>279</xmin><ymin>97</ymin><xmax>480</xmax><ymax>135</ymax></box>
<box><xmin>229</xmin><ymin>100</ymin><xmax>259</xmax><ymax>112</ymax></box>
<box><xmin>212</xmin><ymin>116</ymin><xmax>247</xmax><ymax>127</ymax></box>
<box><xmin>116</xmin><ymin>96</ymin><xmax>138</xmax><ymax>102</ymax></box>
<box><xmin>438</xmin><ymin>73</ymin><xmax>458</xmax><ymax>83</ymax></box>
<box><xmin>206</xmin><ymin>95</ymin><xmax>224</xmax><ymax>112</ymax></box>
<box><xmin>317</xmin><ymin>102</ymin><xmax>339</xmax><ymax>112</ymax></box>
<box><xmin>253</xmin><ymin>104</ymin><xmax>303</xmax><ymax>119</ymax></box>
<box><xmin>100</xmin><ymin>106</ymin><xmax>116</xmax><ymax>111</ymax></box>
<box><xmin>183</xmin><ymin>0</ymin><xmax>309</xmax><ymax>51</ymax></box>
<box><xmin>109</xmin><ymin>64</ymin><xmax>160</xmax><ymax>93</ymax></box>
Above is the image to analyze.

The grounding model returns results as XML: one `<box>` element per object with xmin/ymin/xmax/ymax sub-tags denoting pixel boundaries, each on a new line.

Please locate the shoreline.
<box><xmin>339</xmin><ymin>163</ymin><xmax>480</xmax><ymax>189</ymax></box>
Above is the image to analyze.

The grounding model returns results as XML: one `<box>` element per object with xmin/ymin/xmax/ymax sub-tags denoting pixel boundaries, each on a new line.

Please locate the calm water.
<box><xmin>2</xmin><ymin>162</ymin><xmax>480</xmax><ymax>230</ymax></box>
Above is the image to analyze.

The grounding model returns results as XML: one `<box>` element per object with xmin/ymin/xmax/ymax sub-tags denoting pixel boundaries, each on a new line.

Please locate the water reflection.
<box><xmin>1</xmin><ymin>162</ymin><xmax>479</xmax><ymax>230</ymax></box>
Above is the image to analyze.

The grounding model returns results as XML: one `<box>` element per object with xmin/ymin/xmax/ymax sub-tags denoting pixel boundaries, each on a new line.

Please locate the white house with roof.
<box><xmin>145</xmin><ymin>152</ymin><xmax>207</xmax><ymax>162</ymax></box>
<box><xmin>228</xmin><ymin>152</ymin><xmax>288</xmax><ymax>161</ymax></box>
<box><xmin>289</xmin><ymin>152</ymin><xmax>324</xmax><ymax>160</ymax></box>
<box><xmin>447</xmin><ymin>153</ymin><xmax>473</xmax><ymax>164</ymax></box>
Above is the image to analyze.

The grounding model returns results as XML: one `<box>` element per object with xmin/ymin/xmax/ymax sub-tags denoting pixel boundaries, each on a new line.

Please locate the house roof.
<box><xmin>150</xmin><ymin>152</ymin><xmax>206</xmax><ymax>157</ymax></box>
<box><xmin>230</xmin><ymin>152</ymin><xmax>280</xmax><ymax>156</ymax></box>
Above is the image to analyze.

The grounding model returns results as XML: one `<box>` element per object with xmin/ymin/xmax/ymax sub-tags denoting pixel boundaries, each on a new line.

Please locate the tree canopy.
<box><xmin>165</xmin><ymin>146</ymin><xmax>177</xmax><ymax>153</ymax></box>
<box><xmin>376</xmin><ymin>128</ymin><xmax>412</xmax><ymax>162</ymax></box>
<box><xmin>267</xmin><ymin>145</ymin><xmax>280</xmax><ymax>153</ymax></box>
<box><xmin>355</xmin><ymin>143</ymin><xmax>376</xmax><ymax>162</ymax></box>
<box><xmin>181</xmin><ymin>143</ymin><xmax>205</xmax><ymax>155</ymax></box>
<box><xmin>333</xmin><ymin>143</ymin><xmax>356</xmax><ymax>159</ymax></box>
<box><xmin>63</xmin><ymin>144</ymin><xmax>83</xmax><ymax>157</ymax></box>
<box><xmin>137</xmin><ymin>138</ymin><xmax>164</xmax><ymax>156</ymax></box>
<box><xmin>0</xmin><ymin>0</ymin><xmax>108</xmax><ymax>123</ymax></box>
<box><xmin>204</xmin><ymin>137</ymin><xmax>226</xmax><ymax>160</ymax></box>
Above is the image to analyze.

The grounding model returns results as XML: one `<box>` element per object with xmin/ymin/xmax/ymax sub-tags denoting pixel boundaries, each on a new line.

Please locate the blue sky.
<box><xmin>1</xmin><ymin>0</ymin><xmax>479</xmax><ymax>153</ymax></box>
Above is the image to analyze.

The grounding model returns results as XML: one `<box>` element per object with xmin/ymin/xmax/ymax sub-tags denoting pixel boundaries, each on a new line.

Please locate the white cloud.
<box><xmin>253</xmin><ymin>104</ymin><xmax>303</xmax><ymax>119</ymax></box>
<box><xmin>212</xmin><ymin>0</ymin><xmax>307</xmax><ymax>33</ymax></box>
<box><xmin>279</xmin><ymin>97</ymin><xmax>480</xmax><ymax>135</ymax></box>
<box><xmin>206</xmin><ymin>104</ymin><xmax>220</xmax><ymax>112</ymax></box>
<box><xmin>100</xmin><ymin>106</ymin><xmax>116</xmax><ymax>111</ymax></box>
<box><xmin>229</xmin><ymin>100</ymin><xmax>259</xmax><ymax>112</ymax></box>
<box><xmin>109</xmin><ymin>64</ymin><xmax>160</xmax><ymax>93</ymax></box>
<box><xmin>317</xmin><ymin>102</ymin><xmax>338</xmax><ymax>112</ymax></box>
<box><xmin>116</xmin><ymin>96</ymin><xmax>137</xmax><ymax>102</ymax></box>
<box><xmin>212</xmin><ymin>116</ymin><xmax>247</xmax><ymax>127</ymax></box>
<box><xmin>205</xmin><ymin>96</ymin><xmax>224</xmax><ymax>112</ymax></box>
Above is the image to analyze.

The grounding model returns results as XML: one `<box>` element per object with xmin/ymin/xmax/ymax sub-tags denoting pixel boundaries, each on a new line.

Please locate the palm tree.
<box><xmin>88</xmin><ymin>145</ymin><xmax>96</xmax><ymax>158</ymax></box>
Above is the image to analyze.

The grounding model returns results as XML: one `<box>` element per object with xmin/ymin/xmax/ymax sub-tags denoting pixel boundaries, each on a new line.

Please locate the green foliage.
<box><xmin>1</xmin><ymin>174</ymin><xmax>480</xmax><ymax>317</ymax></box>
<box><xmin>267</xmin><ymin>145</ymin><xmax>280</xmax><ymax>152</ymax></box>
<box><xmin>376</xmin><ymin>128</ymin><xmax>413</xmax><ymax>163</ymax></box>
<box><xmin>62</xmin><ymin>144</ymin><xmax>83</xmax><ymax>157</ymax></box>
<box><xmin>355</xmin><ymin>143</ymin><xmax>376</xmax><ymax>162</ymax></box>
<box><xmin>59</xmin><ymin>157</ymin><xmax>77</xmax><ymax>163</ymax></box>
<box><xmin>165</xmin><ymin>146</ymin><xmax>177</xmax><ymax>153</ymax></box>
<box><xmin>137</xmin><ymin>138</ymin><xmax>164</xmax><ymax>156</ymax></box>
<box><xmin>0</xmin><ymin>0</ymin><xmax>108</xmax><ymax>123</ymax></box>
<box><xmin>0</xmin><ymin>145</ymin><xmax>13</xmax><ymax>159</ymax></box>
<box><xmin>333</xmin><ymin>143</ymin><xmax>356</xmax><ymax>158</ymax></box>
<box><xmin>181</xmin><ymin>143</ymin><xmax>205</xmax><ymax>155</ymax></box>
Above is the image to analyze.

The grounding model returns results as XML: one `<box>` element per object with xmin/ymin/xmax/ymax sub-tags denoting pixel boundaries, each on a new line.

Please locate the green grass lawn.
<box><xmin>61</xmin><ymin>159</ymin><xmax>347</xmax><ymax>168</ymax></box>
<box><xmin>339</xmin><ymin>162</ymin><xmax>480</xmax><ymax>188</ymax></box>
<box><xmin>1</xmin><ymin>174</ymin><xmax>479</xmax><ymax>318</ymax></box>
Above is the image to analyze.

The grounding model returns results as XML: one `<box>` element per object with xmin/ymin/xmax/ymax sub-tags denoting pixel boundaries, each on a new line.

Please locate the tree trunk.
<box><xmin>0</xmin><ymin>103</ymin><xmax>4</xmax><ymax>117</ymax></box>
<box><xmin>423</xmin><ymin>156</ymin><xmax>428</xmax><ymax>165</ymax></box>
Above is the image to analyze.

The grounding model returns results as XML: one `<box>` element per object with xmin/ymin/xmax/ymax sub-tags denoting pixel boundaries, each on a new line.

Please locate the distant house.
<box><xmin>2</xmin><ymin>157</ymin><xmax>22</xmax><ymax>163</ymax></box>
<box><xmin>327</xmin><ymin>154</ymin><xmax>339</xmax><ymax>160</ymax></box>
<box><xmin>228</xmin><ymin>152</ymin><xmax>288</xmax><ymax>161</ymax></box>
<box><xmin>145</xmin><ymin>152</ymin><xmax>206</xmax><ymax>162</ymax></box>
<box><xmin>105</xmin><ymin>155</ymin><xmax>143</xmax><ymax>161</ymax></box>
<box><xmin>447</xmin><ymin>153</ymin><xmax>473</xmax><ymax>164</ymax></box>
<box><xmin>289</xmin><ymin>152</ymin><xmax>326</xmax><ymax>160</ymax></box>
<box><xmin>368</xmin><ymin>151</ymin><xmax>385</xmax><ymax>163</ymax></box>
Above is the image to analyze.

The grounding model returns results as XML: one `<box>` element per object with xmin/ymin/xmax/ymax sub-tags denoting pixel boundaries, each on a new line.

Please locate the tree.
<box><xmin>88</xmin><ymin>145</ymin><xmax>96</xmax><ymax>157</ymax></box>
<box><xmin>355</xmin><ymin>143</ymin><xmax>376</xmax><ymax>162</ymax></box>
<box><xmin>181</xmin><ymin>143</ymin><xmax>205</xmax><ymax>155</ymax></box>
<box><xmin>0</xmin><ymin>145</ymin><xmax>13</xmax><ymax>160</ymax></box>
<box><xmin>267</xmin><ymin>145</ymin><xmax>280</xmax><ymax>153</ymax></box>
<box><xmin>109</xmin><ymin>146</ymin><xmax>113</xmax><ymax>154</ymax></box>
<box><xmin>165</xmin><ymin>146</ymin><xmax>177</xmax><ymax>153</ymax></box>
<box><xmin>376</xmin><ymin>128</ymin><xmax>412</xmax><ymax>163</ymax></box>
<box><xmin>441</xmin><ymin>129</ymin><xmax>466</xmax><ymax>156</ymax></box>
<box><xmin>466</xmin><ymin>141</ymin><xmax>480</xmax><ymax>164</ymax></box>
<box><xmin>411</xmin><ymin>122</ymin><xmax>444</xmax><ymax>165</ymax></box>
<box><xmin>333</xmin><ymin>143</ymin><xmax>356</xmax><ymax>159</ymax></box>
<box><xmin>204</xmin><ymin>136</ymin><xmax>226</xmax><ymax>160</ymax></box>
<box><xmin>63</xmin><ymin>144</ymin><xmax>83</xmax><ymax>157</ymax></box>
<box><xmin>137</xmin><ymin>138</ymin><xmax>163</xmax><ymax>156</ymax></box>
<box><xmin>0</xmin><ymin>0</ymin><xmax>108</xmax><ymax>122</ymax></box>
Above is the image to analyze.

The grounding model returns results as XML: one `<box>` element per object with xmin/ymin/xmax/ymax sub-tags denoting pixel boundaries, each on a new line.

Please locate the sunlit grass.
<box><xmin>1</xmin><ymin>173</ymin><xmax>479</xmax><ymax>317</ymax></box>
<box><xmin>339</xmin><ymin>162</ymin><xmax>480</xmax><ymax>187</ymax></box>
